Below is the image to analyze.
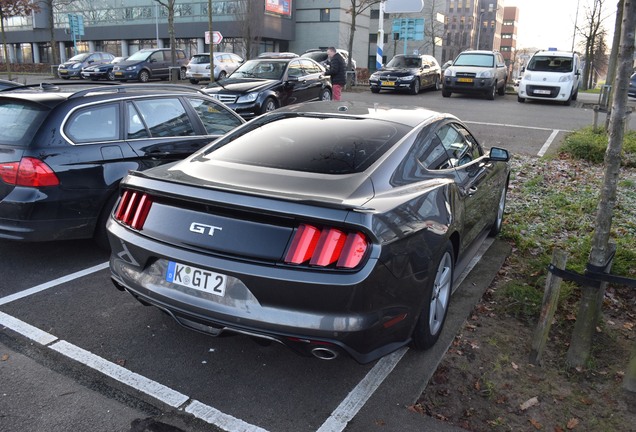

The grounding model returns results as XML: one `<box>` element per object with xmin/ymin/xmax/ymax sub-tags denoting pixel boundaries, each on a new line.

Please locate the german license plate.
<box><xmin>382</xmin><ymin>81</ymin><xmax>395</xmax><ymax>86</ymax></box>
<box><xmin>166</xmin><ymin>261</ymin><xmax>226</xmax><ymax>296</ymax></box>
<box><xmin>457</xmin><ymin>77</ymin><xmax>473</xmax><ymax>83</ymax></box>
<box><xmin>115</xmin><ymin>72</ymin><xmax>123</xmax><ymax>76</ymax></box>
<box><xmin>59</xmin><ymin>69</ymin><xmax>68</xmax><ymax>74</ymax></box>
<box><xmin>534</xmin><ymin>89</ymin><xmax>551</xmax><ymax>95</ymax></box>
<box><xmin>192</xmin><ymin>73</ymin><xmax>203</xmax><ymax>78</ymax></box>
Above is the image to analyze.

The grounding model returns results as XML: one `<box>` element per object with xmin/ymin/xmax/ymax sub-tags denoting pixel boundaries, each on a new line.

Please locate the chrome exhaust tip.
<box><xmin>311</xmin><ymin>346</ymin><xmax>339</xmax><ymax>360</ymax></box>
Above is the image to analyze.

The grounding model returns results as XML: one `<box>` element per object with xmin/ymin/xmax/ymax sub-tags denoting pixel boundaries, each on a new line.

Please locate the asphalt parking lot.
<box><xmin>2</xmin><ymin>75</ymin><xmax>632</xmax><ymax>432</ymax></box>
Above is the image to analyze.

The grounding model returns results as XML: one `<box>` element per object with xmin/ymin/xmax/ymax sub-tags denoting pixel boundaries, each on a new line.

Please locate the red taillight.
<box><xmin>0</xmin><ymin>158</ymin><xmax>59</xmax><ymax>187</ymax></box>
<box><xmin>114</xmin><ymin>189</ymin><xmax>153</xmax><ymax>230</ymax></box>
<box><xmin>285</xmin><ymin>223</ymin><xmax>368</xmax><ymax>269</ymax></box>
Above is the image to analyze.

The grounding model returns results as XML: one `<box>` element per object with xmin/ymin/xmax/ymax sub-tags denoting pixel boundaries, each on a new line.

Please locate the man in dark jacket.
<box><xmin>326</xmin><ymin>47</ymin><xmax>346</xmax><ymax>101</ymax></box>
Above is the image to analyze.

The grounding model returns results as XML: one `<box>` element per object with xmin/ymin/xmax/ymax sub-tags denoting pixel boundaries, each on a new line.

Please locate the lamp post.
<box><xmin>476</xmin><ymin>9</ymin><xmax>486</xmax><ymax>49</ymax></box>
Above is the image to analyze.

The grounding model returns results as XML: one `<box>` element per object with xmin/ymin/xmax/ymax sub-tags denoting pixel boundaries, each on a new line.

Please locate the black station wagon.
<box><xmin>0</xmin><ymin>83</ymin><xmax>244</xmax><ymax>247</ymax></box>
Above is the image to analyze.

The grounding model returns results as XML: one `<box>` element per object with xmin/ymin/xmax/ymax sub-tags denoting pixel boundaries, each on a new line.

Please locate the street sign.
<box><xmin>205</xmin><ymin>31</ymin><xmax>223</xmax><ymax>45</ymax></box>
<box><xmin>384</xmin><ymin>0</ymin><xmax>424</xmax><ymax>13</ymax></box>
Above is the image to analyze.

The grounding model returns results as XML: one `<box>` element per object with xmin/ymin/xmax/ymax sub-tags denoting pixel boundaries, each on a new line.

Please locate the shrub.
<box><xmin>561</xmin><ymin>126</ymin><xmax>636</xmax><ymax>167</ymax></box>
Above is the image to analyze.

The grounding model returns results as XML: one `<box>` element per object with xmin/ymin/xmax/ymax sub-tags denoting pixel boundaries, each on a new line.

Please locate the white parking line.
<box><xmin>0</xmin><ymin>262</ymin><xmax>109</xmax><ymax>306</ymax></box>
<box><xmin>316</xmin><ymin>347</ymin><xmax>408</xmax><ymax>432</ymax></box>
<box><xmin>538</xmin><ymin>129</ymin><xmax>561</xmax><ymax>157</ymax></box>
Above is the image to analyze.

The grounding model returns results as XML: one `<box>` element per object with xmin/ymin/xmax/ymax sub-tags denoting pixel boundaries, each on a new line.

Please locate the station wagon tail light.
<box><xmin>0</xmin><ymin>157</ymin><xmax>59</xmax><ymax>187</ymax></box>
<box><xmin>284</xmin><ymin>223</ymin><xmax>368</xmax><ymax>269</ymax></box>
<box><xmin>114</xmin><ymin>189</ymin><xmax>153</xmax><ymax>230</ymax></box>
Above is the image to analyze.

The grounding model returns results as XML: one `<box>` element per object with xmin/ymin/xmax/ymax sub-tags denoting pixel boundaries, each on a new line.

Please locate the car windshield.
<box><xmin>202</xmin><ymin>116</ymin><xmax>408</xmax><ymax>174</ymax></box>
<box><xmin>190</xmin><ymin>55</ymin><xmax>210</xmax><ymax>65</ymax></box>
<box><xmin>387</xmin><ymin>57</ymin><xmax>421</xmax><ymax>68</ymax></box>
<box><xmin>127</xmin><ymin>50</ymin><xmax>152</xmax><ymax>61</ymax></box>
<box><xmin>453</xmin><ymin>53</ymin><xmax>494</xmax><ymax>67</ymax></box>
<box><xmin>0</xmin><ymin>101</ymin><xmax>48</xmax><ymax>146</ymax></box>
<box><xmin>527</xmin><ymin>55</ymin><xmax>574</xmax><ymax>72</ymax></box>
<box><xmin>68</xmin><ymin>53</ymin><xmax>90</xmax><ymax>62</ymax></box>
<box><xmin>230</xmin><ymin>60</ymin><xmax>286</xmax><ymax>80</ymax></box>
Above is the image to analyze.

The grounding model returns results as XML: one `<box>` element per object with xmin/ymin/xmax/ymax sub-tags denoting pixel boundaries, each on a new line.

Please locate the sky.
<box><xmin>505</xmin><ymin>0</ymin><xmax>618</xmax><ymax>51</ymax></box>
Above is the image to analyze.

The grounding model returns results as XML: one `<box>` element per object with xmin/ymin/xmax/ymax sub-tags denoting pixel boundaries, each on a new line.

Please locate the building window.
<box><xmin>320</xmin><ymin>8</ymin><xmax>330</xmax><ymax>22</ymax></box>
<box><xmin>502</xmin><ymin>34</ymin><xmax>512</xmax><ymax>39</ymax></box>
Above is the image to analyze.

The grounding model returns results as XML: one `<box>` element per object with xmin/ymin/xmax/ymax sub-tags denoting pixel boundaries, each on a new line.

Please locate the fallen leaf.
<box><xmin>624</xmin><ymin>322</ymin><xmax>634</xmax><ymax>330</ymax></box>
<box><xmin>1</xmin><ymin>354</ymin><xmax>9</xmax><ymax>361</ymax></box>
<box><xmin>555</xmin><ymin>427</ymin><xmax>565</xmax><ymax>432</ymax></box>
<box><xmin>474</xmin><ymin>380</ymin><xmax>481</xmax><ymax>391</ymax></box>
<box><xmin>374</xmin><ymin>419</ymin><xmax>386</xmax><ymax>426</ymax></box>
<box><xmin>512</xmin><ymin>362</ymin><xmax>519</xmax><ymax>370</ymax></box>
<box><xmin>529</xmin><ymin>418</ymin><xmax>543</xmax><ymax>429</ymax></box>
<box><xmin>567</xmin><ymin>418</ymin><xmax>579</xmax><ymax>429</ymax></box>
<box><xmin>520</xmin><ymin>396</ymin><xmax>539</xmax><ymax>411</ymax></box>
<box><xmin>115</xmin><ymin>358</ymin><xmax>126</xmax><ymax>366</ymax></box>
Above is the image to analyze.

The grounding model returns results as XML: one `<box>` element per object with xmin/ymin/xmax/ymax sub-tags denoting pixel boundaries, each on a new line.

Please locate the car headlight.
<box><xmin>399</xmin><ymin>75</ymin><xmax>415</xmax><ymax>82</ymax></box>
<box><xmin>559</xmin><ymin>75</ymin><xmax>572</xmax><ymax>82</ymax></box>
<box><xmin>444</xmin><ymin>68</ymin><xmax>454</xmax><ymax>77</ymax></box>
<box><xmin>207</xmin><ymin>65</ymin><xmax>212</xmax><ymax>70</ymax></box>
<box><xmin>237</xmin><ymin>92</ymin><xmax>258</xmax><ymax>103</ymax></box>
<box><xmin>125</xmin><ymin>65</ymin><xmax>138</xmax><ymax>71</ymax></box>
<box><xmin>370</xmin><ymin>73</ymin><xmax>380</xmax><ymax>80</ymax></box>
<box><xmin>478</xmin><ymin>70</ymin><xmax>493</xmax><ymax>78</ymax></box>
<box><xmin>523</xmin><ymin>73</ymin><xmax>531</xmax><ymax>81</ymax></box>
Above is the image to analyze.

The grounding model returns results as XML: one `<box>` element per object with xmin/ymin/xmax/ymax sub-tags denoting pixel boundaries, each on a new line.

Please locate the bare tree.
<box><xmin>578</xmin><ymin>0</ymin><xmax>607</xmax><ymax>90</ymax></box>
<box><xmin>567</xmin><ymin>0</ymin><xmax>636</xmax><ymax>369</ymax></box>
<box><xmin>345</xmin><ymin>0</ymin><xmax>381</xmax><ymax>72</ymax></box>
<box><xmin>152</xmin><ymin>0</ymin><xmax>177</xmax><ymax>66</ymax></box>
<box><xmin>234</xmin><ymin>0</ymin><xmax>263</xmax><ymax>59</ymax></box>
<box><xmin>422</xmin><ymin>0</ymin><xmax>445</xmax><ymax>58</ymax></box>
<box><xmin>0</xmin><ymin>0</ymin><xmax>39</xmax><ymax>79</ymax></box>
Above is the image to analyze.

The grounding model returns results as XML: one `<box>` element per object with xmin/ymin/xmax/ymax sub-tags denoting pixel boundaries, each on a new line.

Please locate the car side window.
<box><xmin>300</xmin><ymin>59</ymin><xmax>320</xmax><ymax>74</ymax></box>
<box><xmin>287</xmin><ymin>60</ymin><xmax>304</xmax><ymax>78</ymax></box>
<box><xmin>436</xmin><ymin>123</ymin><xmax>480</xmax><ymax>167</ymax></box>
<box><xmin>65</xmin><ymin>103</ymin><xmax>120</xmax><ymax>144</ymax></box>
<box><xmin>133</xmin><ymin>98</ymin><xmax>195</xmax><ymax>137</ymax></box>
<box><xmin>185</xmin><ymin>97</ymin><xmax>243</xmax><ymax>135</ymax></box>
<box><xmin>126</xmin><ymin>102</ymin><xmax>150</xmax><ymax>139</ymax></box>
<box><xmin>150</xmin><ymin>51</ymin><xmax>163</xmax><ymax>63</ymax></box>
<box><xmin>418</xmin><ymin>134</ymin><xmax>454</xmax><ymax>171</ymax></box>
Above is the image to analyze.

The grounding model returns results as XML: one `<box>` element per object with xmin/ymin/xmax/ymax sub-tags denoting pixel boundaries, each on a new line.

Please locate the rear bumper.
<box><xmin>107</xmin><ymin>220</ymin><xmax>422</xmax><ymax>364</ymax></box>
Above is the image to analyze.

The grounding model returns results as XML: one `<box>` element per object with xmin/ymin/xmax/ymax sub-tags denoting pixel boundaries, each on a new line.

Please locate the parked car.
<box><xmin>301</xmin><ymin>48</ymin><xmax>357</xmax><ymax>71</ymax></box>
<box><xmin>80</xmin><ymin>56</ymin><xmax>128</xmax><ymax>81</ymax></box>
<box><xmin>441</xmin><ymin>60</ymin><xmax>453</xmax><ymax>73</ymax></box>
<box><xmin>369</xmin><ymin>54</ymin><xmax>442</xmax><ymax>94</ymax></box>
<box><xmin>0</xmin><ymin>79</ymin><xmax>22</xmax><ymax>90</ymax></box>
<box><xmin>58</xmin><ymin>52</ymin><xmax>116</xmax><ymax>79</ymax></box>
<box><xmin>202</xmin><ymin>56</ymin><xmax>332</xmax><ymax>119</ymax></box>
<box><xmin>0</xmin><ymin>83</ymin><xmax>244</xmax><ymax>247</ymax></box>
<box><xmin>113</xmin><ymin>48</ymin><xmax>188</xmax><ymax>82</ymax></box>
<box><xmin>630</xmin><ymin>72</ymin><xmax>636</xmax><ymax>99</ymax></box>
<box><xmin>442</xmin><ymin>50</ymin><xmax>508</xmax><ymax>100</ymax></box>
<box><xmin>106</xmin><ymin>100</ymin><xmax>511</xmax><ymax>364</ymax></box>
<box><xmin>517</xmin><ymin>50</ymin><xmax>581</xmax><ymax>105</ymax></box>
<box><xmin>186</xmin><ymin>52</ymin><xmax>244</xmax><ymax>84</ymax></box>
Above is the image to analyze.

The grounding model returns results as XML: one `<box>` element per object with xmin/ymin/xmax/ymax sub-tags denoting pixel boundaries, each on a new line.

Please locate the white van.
<box><xmin>517</xmin><ymin>50</ymin><xmax>581</xmax><ymax>105</ymax></box>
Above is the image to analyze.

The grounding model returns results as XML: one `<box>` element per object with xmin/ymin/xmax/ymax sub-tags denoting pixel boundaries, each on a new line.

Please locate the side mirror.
<box><xmin>287</xmin><ymin>75</ymin><xmax>299</xmax><ymax>84</ymax></box>
<box><xmin>488</xmin><ymin>147</ymin><xmax>510</xmax><ymax>162</ymax></box>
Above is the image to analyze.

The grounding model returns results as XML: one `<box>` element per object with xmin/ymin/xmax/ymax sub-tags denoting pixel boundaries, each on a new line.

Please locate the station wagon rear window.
<box><xmin>0</xmin><ymin>101</ymin><xmax>48</xmax><ymax>146</ymax></box>
<box><xmin>204</xmin><ymin>117</ymin><xmax>408</xmax><ymax>174</ymax></box>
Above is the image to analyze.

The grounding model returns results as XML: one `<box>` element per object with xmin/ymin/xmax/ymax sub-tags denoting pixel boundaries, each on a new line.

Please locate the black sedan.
<box><xmin>369</xmin><ymin>54</ymin><xmax>442</xmax><ymax>95</ymax></box>
<box><xmin>202</xmin><ymin>56</ymin><xmax>332</xmax><ymax>119</ymax></box>
<box><xmin>107</xmin><ymin>101</ymin><xmax>510</xmax><ymax>364</ymax></box>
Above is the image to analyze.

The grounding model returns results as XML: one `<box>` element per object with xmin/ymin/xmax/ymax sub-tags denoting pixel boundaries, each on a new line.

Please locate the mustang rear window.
<box><xmin>205</xmin><ymin>117</ymin><xmax>407</xmax><ymax>174</ymax></box>
<box><xmin>0</xmin><ymin>100</ymin><xmax>48</xmax><ymax>147</ymax></box>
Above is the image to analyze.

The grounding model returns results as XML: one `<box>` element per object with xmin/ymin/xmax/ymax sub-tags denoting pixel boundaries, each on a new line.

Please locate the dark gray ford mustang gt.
<box><xmin>107</xmin><ymin>101</ymin><xmax>510</xmax><ymax>364</ymax></box>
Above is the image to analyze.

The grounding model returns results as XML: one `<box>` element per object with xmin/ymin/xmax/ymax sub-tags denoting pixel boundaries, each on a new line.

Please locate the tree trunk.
<box><xmin>566</xmin><ymin>0</ymin><xmax>636</xmax><ymax>369</ymax></box>
<box><xmin>605</xmin><ymin>0</ymin><xmax>624</xmax><ymax>129</ymax></box>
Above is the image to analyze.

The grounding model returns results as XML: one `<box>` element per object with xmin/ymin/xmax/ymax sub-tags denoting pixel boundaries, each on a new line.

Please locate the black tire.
<box><xmin>572</xmin><ymin>89</ymin><xmax>578</xmax><ymax>101</ymax></box>
<box><xmin>433</xmin><ymin>76</ymin><xmax>441</xmax><ymax>91</ymax></box>
<box><xmin>138</xmin><ymin>70</ymin><xmax>150</xmax><ymax>83</ymax></box>
<box><xmin>486</xmin><ymin>83</ymin><xmax>496</xmax><ymax>100</ymax></box>
<box><xmin>218</xmin><ymin>71</ymin><xmax>227</xmax><ymax>80</ymax></box>
<box><xmin>261</xmin><ymin>97</ymin><xmax>278</xmax><ymax>114</ymax></box>
<box><xmin>179</xmin><ymin>68</ymin><xmax>187</xmax><ymax>80</ymax></box>
<box><xmin>411</xmin><ymin>79</ymin><xmax>420</xmax><ymax>95</ymax></box>
<box><xmin>94</xmin><ymin>193</ymin><xmax>118</xmax><ymax>251</ymax></box>
<box><xmin>107</xmin><ymin>70</ymin><xmax>115</xmax><ymax>81</ymax></box>
<box><xmin>320</xmin><ymin>88</ymin><xmax>332</xmax><ymax>101</ymax></box>
<box><xmin>498</xmin><ymin>81</ymin><xmax>506</xmax><ymax>96</ymax></box>
<box><xmin>517</xmin><ymin>95</ymin><xmax>525</xmax><ymax>103</ymax></box>
<box><xmin>563</xmin><ymin>96</ymin><xmax>572</xmax><ymax>106</ymax></box>
<box><xmin>489</xmin><ymin>182</ymin><xmax>508</xmax><ymax>236</ymax></box>
<box><xmin>189</xmin><ymin>78</ymin><xmax>199</xmax><ymax>84</ymax></box>
<box><xmin>442</xmin><ymin>88</ymin><xmax>451</xmax><ymax>98</ymax></box>
<box><xmin>371</xmin><ymin>87</ymin><xmax>380</xmax><ymax>94</ymax></box>
<box><xmin>411</xmin><ymin>242</ymin><xmax>454</xmax><ymax>350</ymax></box>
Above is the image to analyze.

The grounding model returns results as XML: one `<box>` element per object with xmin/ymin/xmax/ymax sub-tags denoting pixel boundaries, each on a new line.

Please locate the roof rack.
<box><xmin>67</xmin><ymin>83</ymin><xmax>206</xmax><ymax>99</ymax></box>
